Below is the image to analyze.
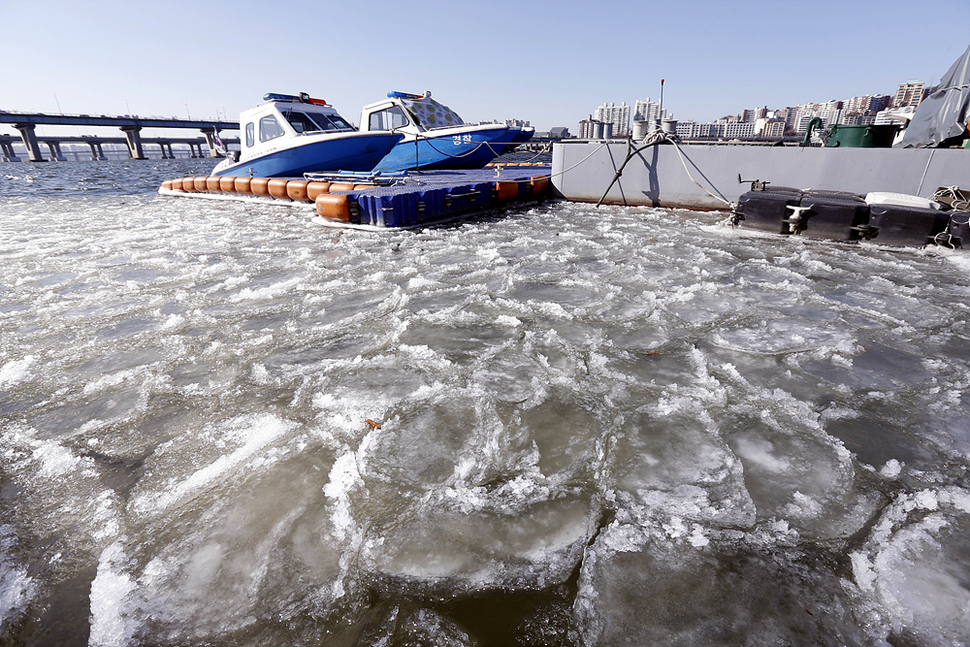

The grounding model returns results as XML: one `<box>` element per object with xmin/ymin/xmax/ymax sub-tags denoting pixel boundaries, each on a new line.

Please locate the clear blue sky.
<box><xmin>1</xmin><ymin>0</ymin><xmax>967</xmax><ymax>133</ymax></box>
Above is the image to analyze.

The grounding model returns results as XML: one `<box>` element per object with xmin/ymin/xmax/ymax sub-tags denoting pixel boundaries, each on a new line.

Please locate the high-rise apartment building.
<box><xmin>741</xmin><ymin>107</ymin><xmax>767</xmax><ymax>123</ymax></box>
<box><xmin>760</xmin><ymin>120</ymin><xmax>787</xmax><ymax>138</ymax></box>
<box><xmin>843</xmin><ymin>94</ymin><xmax>892</xmax><ymax>114</ymax></box>
<box><xmin>893</xmin><ymin>80</ymin><xmax>925</xmax><ymax>108</ymax></box>
<box><xmin>595</xmin><ymin>101</ymin><xmax>631</xmax><ymax>137</ymax></box>
<box><xmin>817</xmin><ymin>100</ymin><xmax>844</xmax><ymax>126</ymax></box>
<box><xmin>634</xmin><ymin>98</ymin><xmax>665</xmax><ymax>123</ymax></box>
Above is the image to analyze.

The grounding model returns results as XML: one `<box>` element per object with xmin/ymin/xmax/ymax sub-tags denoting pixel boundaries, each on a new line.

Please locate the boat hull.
<box><xmin>373</xmin><ymin>125</ymin><xmax>529</xmax><ymax>172</ymax></box>
<box><xmin>211</xmin><ymin>132</ymin><xmax>403</xmax><ymax>177</ymax></box>
<box><xmin>553</xmin><ymin>142</ymin><xmax>970</xmax><ymax>211</ymax></box>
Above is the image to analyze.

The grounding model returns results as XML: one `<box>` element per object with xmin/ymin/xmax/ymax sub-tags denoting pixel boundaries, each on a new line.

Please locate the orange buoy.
<box><xmin>193</xmin><ymin>177</ymin><xmax>209</xmax><ymax>192</ymax></box>
<box><xmin>315</xmin><ymin>193</ymin><xmax>351</xmax><ymax>222</ymax></box>
<box><xmin>306</xmin><ymin>181</ymin><xmax>331</xmax><ymax>200</ymax></box>
<box><xmin>494</xmin><ymin>181</ymin><xmax>519</xmax><ymax>202</ymax></box>
<box><xmin>162</xmin><ymin>179</ymin><xmax>173</xmax><ymax>191</ymax></box>
<box><xmin>530</xmin><ymin>176</ymin><xmax>550</xmax><ymax>196</ymax></box>
<box><xmin>328</xmin><ymin>182</ymin><xmax>355</xmax><ymax>193</ymax></box>
<box><xmin>206</xmin><ymin>176</ymin><xmax>222</xmax><ymax>192</ymax></box>
<box><xmin>180</xmin><ymin>177</ymin><xmax>198</xmax><ymax>193</ymax></box>
<box><xmin>286</xmin><ymin>180</ymin><xmax>310</xmax><ymax>202</ymax></box>
<box><xmin>250</xmin><ymin>177</ymin><xmax>271</xmax><ymax>197</ymax></box>
<box><xmin>219</xmin><ymin>176</ymin><xmax>237</xmax><ymax>192</ymax></box>
<box><xmin>234</xmin><ymin>177</ymin><xmax>252</xmax><ymax>194</ymax></box>
<box><xmin>268</xmin><ymin>178</ymin><xmax>290</xmax><ymax>199</ymax></box>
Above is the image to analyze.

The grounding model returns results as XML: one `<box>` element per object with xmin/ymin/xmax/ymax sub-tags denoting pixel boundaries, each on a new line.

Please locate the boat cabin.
<box><xmin>360</xmin><ymin>91</ymin><xmax>466</xmax><ymax>134</ymax></box>
<box><xmin>239</xmin><ymin>93</ymin><xmax>356</xmax><ymax>155</ymax></box>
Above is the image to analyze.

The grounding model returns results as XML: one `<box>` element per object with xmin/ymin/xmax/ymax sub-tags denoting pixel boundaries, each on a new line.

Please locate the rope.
<box><xmin>668</xmin><ymin>138</ymin><xmax>734</xmax><ymax>209</ymax></box>
<box><xmin>500</xmin><ymin>140</ymin><xmax>553</xmax><ymax>164</ymax></box>
<box><xmin>933</xmin><ymin>185</ymin><xmax>970</xmax><ymax>211</ymax></box>
<box><xmin>593</xmin><ymin>130</ymin><xmax>734</xmax><ymax>210</ymax></box>
<box><xmin>595</xmin><ymin>130</ymin><xmax>672</xmax><ymax>207</ymax></box>
<box><xmin>418</xmin><ymin>134</ymin><xmax>523</xmax><ymax>160</ymax></box>
<box><xmin>546</xmin><ymin>142</ymin><xmax>609</xmax><ymax>180</ymax></box>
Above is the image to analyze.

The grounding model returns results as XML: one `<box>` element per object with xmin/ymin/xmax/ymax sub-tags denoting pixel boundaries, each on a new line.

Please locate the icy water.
<box><xmin>2</xmin><ymin>158</ymin><xmax>970</xmax><ymax>647</ymax></box>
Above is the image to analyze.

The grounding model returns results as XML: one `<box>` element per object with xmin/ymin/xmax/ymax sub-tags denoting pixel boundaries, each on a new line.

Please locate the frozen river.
<box><xmin>2</xmin><ymin>159</ymin><xmax>969</xmax><ymax>646</ymax></box>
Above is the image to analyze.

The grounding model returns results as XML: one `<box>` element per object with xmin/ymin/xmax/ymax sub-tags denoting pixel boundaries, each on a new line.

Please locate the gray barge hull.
<box><xmin>552</xmin><ymin>141</ymin><xmax>968</xmax><ymax>210</ymax></box>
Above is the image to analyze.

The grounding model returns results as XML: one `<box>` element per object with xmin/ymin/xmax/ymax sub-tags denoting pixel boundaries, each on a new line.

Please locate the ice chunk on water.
<box><xmin>0</xmin><ymin>355</ymin><xmax>35</xmax><ymax>386</ymax></box>
<box><xmin>88</xmin><ymin>542</ymin><xmax>137</xmax><ymax>647</ymax></box>
<box><xmin>712</xmin><ymin>317</ymin><xmax>859</xmax><ymax>356</ymax></box>
<box><xmin>724</xmin><ymin>422</ymin><xmax>881</xmax><ymax>539</ymax></box>
<box><xmin>850</xmin><ymin>487</ymin><xmax>970</xmax><ymax>645</ymax></box>
<box><xmin>362</xmin><ymin>492</ymin><xmax>595</xmax><ymax>596</ymax></box>
<box><xmin>573</xmin><ymin>528</ymin><xmax>867</xmax><ymax>647</ymax></box>
<box><xmin>128</xmin><ymin>413</ymin><xmax>298</xmax><ymax>516</ymax></box>
<box><xmin>615</xmin><ymin>406</ymin><xmax>756</xmax><ymax>531</ymax></box>
<box><xmin>110</xmin><ymin>448</ymin><xmax>349</xmax><ymax>642</ymax></box>
<box><xmin>711</xmin><ymin>361</ymin><xmax>884</xmax><ymax>540</ymax></box>
<box><xmin>0</xmin><ymin>525</ymin><xmax>36</xmax><ymax>631</ymax></box>
<box><xmin>349</xmin><ymin>383</ymin><xmax>606</xmax><ymax>595</ymax></box>
<box><xmin>359</xmin><ymin>606</ymin><xmax>476</xmax><ymax>647</ymax></box>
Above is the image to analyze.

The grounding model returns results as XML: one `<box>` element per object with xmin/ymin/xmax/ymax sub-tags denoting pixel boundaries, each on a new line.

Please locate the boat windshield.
<box><xmin>400</xmin><ymin>96</ymin><xmax>464</xmax><ymax>130</ymax></box>
<box><xmin>283</xmin><ymin>109</ymin><xmax>356</xmax><ymax>133</ymax></box>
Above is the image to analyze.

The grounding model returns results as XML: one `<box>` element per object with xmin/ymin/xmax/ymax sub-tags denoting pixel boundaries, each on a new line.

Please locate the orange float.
<box><xmin>328</xmin><ymin>182</ymin><xmax>355</xmax><ymax>193</ymax></box>
<box><xmin>306</xmin><ymin>181</ymin><xmax>330</xmax><ymax>200</ymax></box>
<box><xmin>205</xmin><ymin>176</ymin><xmax>222</xmax><ymax>192</ymax></box>
<box><xmin>530</xmin><ymin>176</ymin><xmax>550</xmax><ymax>196</ymax></box>
<box><xmin>286</xmin><ymin>180</ymin><xmax>310</xmax><ymax>202</ymax></box>
<box><xmin>234</xmin><ymin>177</ymin><xmax>253</xmax><ymax>194</ymax></box>
<box><xmin>219</xmin><ymin>176</ymin><xmax>237</xmax><ymax>192</ymax></box>
<box><xmin>315</xmin><ymin>194</ymin><xmax>351</xmax><ymax>222</ymax></box>
<box><xmin>494</xmin><ymin>181</ymin><xmax>519</xmax><ymax>202</ymax></box>
<box><xmin>193</xmin><ymin>177</ymin><xmax>208</xmax><ymax>192</ymax></box>
<box><xmin>267</xmin><ymin>178</ymin><xmax>290</xmax><ymax>199</ymax></box>
<box><xmin>250</xmin><ymin>177</ymin><xmax>271</xmax><ymax>197</ymax></box>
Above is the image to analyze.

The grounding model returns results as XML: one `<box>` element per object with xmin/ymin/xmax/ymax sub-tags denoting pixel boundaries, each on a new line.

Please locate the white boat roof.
<box><xmin>363</xmin><ymin>91</ymin><xmax>465</xmax><ymax>129</ymax></box>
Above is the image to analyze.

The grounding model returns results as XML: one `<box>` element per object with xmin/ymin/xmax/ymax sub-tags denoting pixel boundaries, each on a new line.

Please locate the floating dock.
<box><xmin>159</xmin><ymin>165</ymin><xmax>551</xmax><ymax>230</ymax></box>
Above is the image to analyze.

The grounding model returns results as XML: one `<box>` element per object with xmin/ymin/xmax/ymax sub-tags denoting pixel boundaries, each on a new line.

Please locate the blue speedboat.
<box><xmin>211</xmin><ymin>93</ymin><xmax>404</xmax><ymax>177</ymax></box>
<box><xmin>359</xmin><ymin>91</ymin><xmax>534</xmax><ymax>172</ymax></box>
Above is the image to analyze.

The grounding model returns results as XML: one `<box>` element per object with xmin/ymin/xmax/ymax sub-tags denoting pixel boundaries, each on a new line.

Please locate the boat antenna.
<box><xmin>659</xmin><ymin>79</ymin><xmax>664</xmax><ymax>120</ymax></box>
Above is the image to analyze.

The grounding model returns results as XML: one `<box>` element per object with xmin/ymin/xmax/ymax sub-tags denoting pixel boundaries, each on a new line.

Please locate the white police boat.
<box><xmin>359</xmin><ymin>91</ymin><xmax>534</xmax><ymax>172</ymax></box>
<box><xmin>211</xmin><ymin>93</ymin><xmax>404</xmax><ymax>177</ymax></box>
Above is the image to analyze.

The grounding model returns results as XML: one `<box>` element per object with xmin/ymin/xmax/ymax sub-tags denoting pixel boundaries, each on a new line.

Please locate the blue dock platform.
<box><xmin>159</xmin><ymin>165</ymin><xmax>552</xmax><ymax>230</ymax></box>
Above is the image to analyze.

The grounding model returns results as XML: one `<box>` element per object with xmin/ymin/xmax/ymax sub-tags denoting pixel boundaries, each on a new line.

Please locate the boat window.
<box><xmin>368</xmin><ymin>106</ymin><xmax>410</xmax><ymax>131</ymax></box>
<box><xmin>283</xmin><ymin>111</ymin><xmax>320</xmax><ymax>134</ymax></box>
<box><xmin>307</xmin><ymin>113</ymin><xmax>355</xmax><ymax>132</ymax></box>
<box><xmin>325</xmin><ymin>114</ymin><xmax>354</xmax><ymax>131</ymax></box>
<box><xmin>259</xmin><ymin>114</ymin><xmax>285</xmax><ymax>142</ymax></box>
<box><xmin>245</xmin><ymin>122</ymin><xmax>254</xmax><ymax>148</ymax></box>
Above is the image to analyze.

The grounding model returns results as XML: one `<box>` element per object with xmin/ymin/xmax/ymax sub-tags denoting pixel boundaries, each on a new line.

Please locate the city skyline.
<box><xmin>576</xmin><ymin>78</ymin><xmax>931</xmax><ymax>141</ymax></box>
<box><xmin>1</xmin><ymin>0</ymin><xmax>967</xmax><ymax>135</ymax></box>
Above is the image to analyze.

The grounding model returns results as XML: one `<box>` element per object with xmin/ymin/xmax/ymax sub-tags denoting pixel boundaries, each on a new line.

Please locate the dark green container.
<box><xmin>825</xmin><ymin>124</ymin><xmax>900</xmax><ymax>148</ymax></box>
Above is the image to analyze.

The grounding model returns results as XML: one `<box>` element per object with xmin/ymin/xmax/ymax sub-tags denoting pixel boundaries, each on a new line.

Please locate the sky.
<box><xmin>1</xmin><ymin>0</ymin><xmax>968</xmax><ymax>135</ymax></box>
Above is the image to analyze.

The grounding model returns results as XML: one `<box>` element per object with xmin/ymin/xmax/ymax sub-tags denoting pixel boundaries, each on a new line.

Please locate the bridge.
<box><xmin>0</xmin><ymin>133</ymin><xmax>241</xmax><ymax>161</ymax></box>
<box><xmin>0</xmin><ymin>110</ymin><xmax>239</xmax><ymax>162</ymax></box>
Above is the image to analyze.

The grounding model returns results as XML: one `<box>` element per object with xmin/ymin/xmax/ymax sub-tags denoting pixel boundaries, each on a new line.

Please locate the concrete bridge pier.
<box><xmin>1</xmin><ymin>138</ymin><xmax>20</xmax><ymax>162</ymax></box>
<box><xmin>15</xmin><ymin>123</ymin><xmax>46</xmax><ymax>162</ymax></box>
<box><xmin>158</xmin><ymin>141</ymin><xmax>174</xmax><ymax>159</ymax></box>
<box><xmin>121</xmin><ymin>125</ymin><xmax>146</xmax><ymax>160</ymax></box>
<box><xmin>45</xmin><ymin>141</ymin><xmax>66</xmax><ymax>161</ymax></box>
<box><xmin>86</xmin><ymin>140</ymin><xmax>107</xmax><ymax>160</ymax></box>
<box><xmin>201</xmin><ymin>128</ymin><xmax>221</xmax><ymax>157</ymax></box>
